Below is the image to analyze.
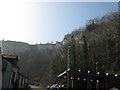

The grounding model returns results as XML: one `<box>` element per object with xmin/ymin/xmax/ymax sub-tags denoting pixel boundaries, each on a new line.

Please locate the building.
<box><xmin>2</xmin><ymin>55</ymin><xmax>18</xmax><ymax>88</ymax></box>
<box><xmin>17</xmin><ymin>73</ymin><xmax>28</xmax><ymax>88</ymax></box>
<box><xmin>0</xmin><ymin>41</ymin><xmax>29</xmax><ymax>89</ymax></box>
<box><xmin>2</xmin><ymin>55</ymin><xmax>28</xmax><ymax>89</ymax></box>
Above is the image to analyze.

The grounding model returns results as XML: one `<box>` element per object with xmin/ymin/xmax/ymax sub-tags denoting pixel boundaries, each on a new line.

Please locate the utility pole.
<box><xmin>67</xmin><ymin>46</ymin><xmax>71</xmax><ymax>69</ymax></box>
<box><xmin>96</xmin><ymin>61</ymin><xmax>98</xmax><ymax>72</ymax></box>
<box><xmin>67</xmin><ymin>46</ymin><xmax>71</xmax><ymax>90</ymax></box>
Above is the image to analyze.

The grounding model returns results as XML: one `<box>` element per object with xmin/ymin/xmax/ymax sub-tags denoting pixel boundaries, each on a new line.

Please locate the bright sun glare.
<box><xmin>0</xmin><ymin>0</ymin><xmax>34</xmax><ymax>44</ymax></box>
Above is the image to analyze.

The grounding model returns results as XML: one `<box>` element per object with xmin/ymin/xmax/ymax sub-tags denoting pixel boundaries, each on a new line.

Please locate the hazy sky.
<box><xmin>0</xmin><ymin>1</ymin><xmax>118</xmax><ymax>44</ymax></box>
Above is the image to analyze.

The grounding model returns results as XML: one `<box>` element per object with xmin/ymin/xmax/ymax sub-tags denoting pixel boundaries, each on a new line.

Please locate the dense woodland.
<box><xmin>50</xmin><ymin>12</ymin><xmax>120</xmax><ymax>82</ymax></box>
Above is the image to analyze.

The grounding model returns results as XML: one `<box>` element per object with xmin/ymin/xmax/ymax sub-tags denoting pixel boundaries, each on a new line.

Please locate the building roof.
<box><xmin>2</xmin><ymin>55</ymin><xmax>18</xmax><ymax>65</ymax></box>
<box><xmin>58</xmin><ymin>69</ymin><xmax>120</xmax><ymax>79</ymax></box>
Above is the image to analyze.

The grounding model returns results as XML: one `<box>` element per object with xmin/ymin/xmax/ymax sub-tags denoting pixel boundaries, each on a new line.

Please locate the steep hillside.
<box><xmin>1</xmin><ymin>41</ymin><xmax>55</xmax><ymax>86</ymax></box>
<box><xmin>51</xmin><ymin>12</ymin><xmax>120</xmax><ymax>81</ymax></box>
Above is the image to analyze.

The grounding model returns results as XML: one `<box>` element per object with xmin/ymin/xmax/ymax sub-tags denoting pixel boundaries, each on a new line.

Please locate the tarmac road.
<box><xmin>29</xmin><ymin>85</ymin><xmax>47</xmax><ymax>90</ymax></box>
